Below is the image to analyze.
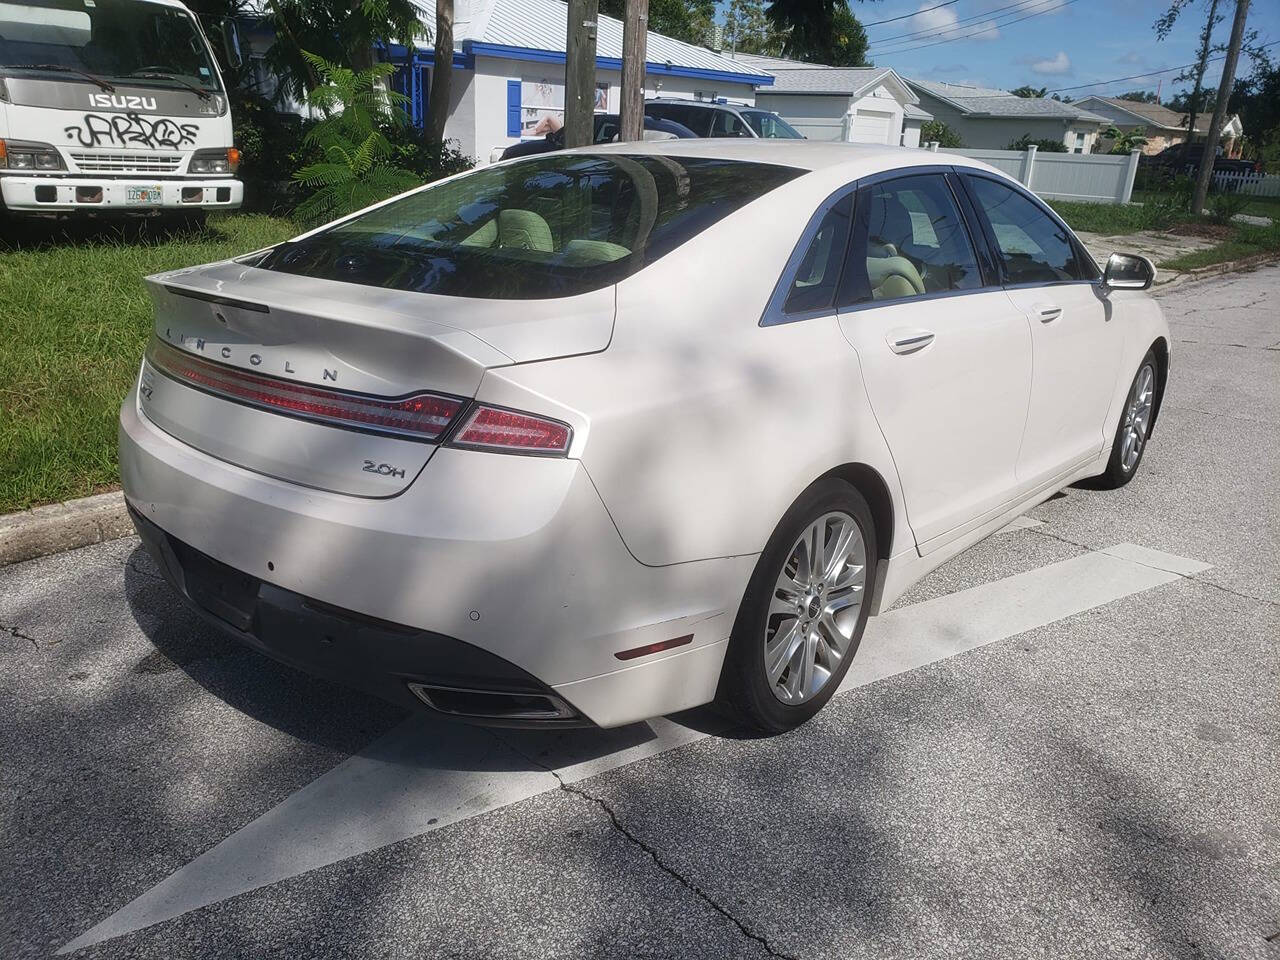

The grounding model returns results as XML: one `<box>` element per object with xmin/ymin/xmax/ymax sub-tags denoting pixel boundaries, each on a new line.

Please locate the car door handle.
<box><xmin>887</xmin><ymin>329</ymin><xmax>935</xmax><ymax>354</ymax></box>
<box><xmin>1036</xmin><ymin>304</ymin><xmax>1063</xmax><ymax>323</ymax></box>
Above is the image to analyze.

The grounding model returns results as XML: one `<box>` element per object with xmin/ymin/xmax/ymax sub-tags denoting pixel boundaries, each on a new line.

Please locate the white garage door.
<box><xmin>851</xmin><ymin>109</ymin><xmax>895</xmax><ymax>144</ymax></box>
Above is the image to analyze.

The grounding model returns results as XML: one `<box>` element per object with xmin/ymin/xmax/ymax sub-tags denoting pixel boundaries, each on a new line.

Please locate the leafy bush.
<box><xmin>920</xmin><ymin>120</ymin><xmax>962</xmax><ymax>148</ymax></box>
<box><xmin>1205</xmin><ymin>190</ymin><xmax>1250</xmax><ymax>225</ymax></box>
<box><xmin>383</xmin><ymin>123</ymin><xmax>474</xmax><ymax>182</ymax></box>
<box><xmin>1006</xmin><ymin>134</ymin><xmax>1068</xmax><ymax>153</ymax></box>
<box><xmin>229</xmin><ymin>88</ymin><xmax>309</xmax><ymax>213</ymax></box>
<box><xmin>291</xmin><ymin>53</ymin><xmax>423</xmax><ymax>227</ymax></box>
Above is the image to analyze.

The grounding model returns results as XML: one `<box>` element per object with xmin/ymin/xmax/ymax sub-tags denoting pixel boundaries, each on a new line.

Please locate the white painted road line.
<box><xmin>60</xmin><ymin>542</ymin><xmax>1208</xmax><ymax>954</ymax></box>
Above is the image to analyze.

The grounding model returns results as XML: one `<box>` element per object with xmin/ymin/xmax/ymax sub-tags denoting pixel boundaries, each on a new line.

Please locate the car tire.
<box><xmin>719</xmin><ymin>478</ymin><xmax>877</xmax><ymax>735</ymax></box>
<box><xmin>1091</xmin><ymin>349</ymin><xmax>1159</xmax><ymax>490</ymax></box>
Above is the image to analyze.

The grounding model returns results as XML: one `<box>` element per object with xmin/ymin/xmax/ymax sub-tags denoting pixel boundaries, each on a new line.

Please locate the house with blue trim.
<box><xmin>374</xmin><ymin>0</ymin><xmax>772</xmax><ymax>160</ymax></box>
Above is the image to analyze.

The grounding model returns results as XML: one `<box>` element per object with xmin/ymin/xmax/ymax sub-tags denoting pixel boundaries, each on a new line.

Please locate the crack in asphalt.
<box><xmin>492</xmin><ymin>731</ymin><xmax>800</xmax><ymax>960</ymax></box>
<box><xmin>1028</xmin><ymin>526</ymin><xmax>1280</xmax><ymax>609</ymax></box>
<box><xmin>1</xmin><ymin>620</ymin><xmax>41</xmax><ymax>651</ymax></box>
<box><xmin>1161</xmin><ymin>402</ymin><xmax>1278</xmax><ymax>427</ymax></box>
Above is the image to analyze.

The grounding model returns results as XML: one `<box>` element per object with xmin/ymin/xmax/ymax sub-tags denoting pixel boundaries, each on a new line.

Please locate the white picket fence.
<box><xmin>1210</xmin><ymin>170</ymin><xmax>1280</xmax><ymax>197</ymax></box>
<box><xmin>926</xmin><ymin>144</ymin><xmax>1141</xmax><ymax>205</ymax></box>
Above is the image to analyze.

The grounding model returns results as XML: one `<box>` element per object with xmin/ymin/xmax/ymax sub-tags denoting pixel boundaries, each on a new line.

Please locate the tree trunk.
<box><xmin>427</xmin><ymin>0</ymin><xmax>454</xmax><ymax>143</ymax></box>
<box><xmin>620</xmin><ymin>0</ymin><xmax>649</xmax><ymax>141</ymax></box>
<box><xmin>1193</xmin><ymin>0</ymin><xmax>1251</xmax><ymax>213</ymax></box>
<box><xmin>564</xmin><ymin>0</ymin><xmax>599</xmax><ymax>148</ymax></box>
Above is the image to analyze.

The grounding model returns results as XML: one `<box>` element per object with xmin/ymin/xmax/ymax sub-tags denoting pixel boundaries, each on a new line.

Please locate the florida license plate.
<box><xmin>126</xmin><ymin>185</ymin><xmax>163</xmax><ymax>205</ymax></box>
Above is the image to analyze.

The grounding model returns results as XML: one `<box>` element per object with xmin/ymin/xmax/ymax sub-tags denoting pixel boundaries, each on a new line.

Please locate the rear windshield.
<box><xmin>254</xmin><ymin>154</ymin><xmax>802</xmax><ymax>299</ymax></box>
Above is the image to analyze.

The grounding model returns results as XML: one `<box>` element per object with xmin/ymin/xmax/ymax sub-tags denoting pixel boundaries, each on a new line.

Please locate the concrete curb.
<box><xmin>1156</xmin><ymin>249</ymin><xmax>1280</xmax><ymax>293</ymax></box>
<box><xmin>0</xmin><ymin>491</ymin><xmax>132</xmax><ymax>568</ymax></box>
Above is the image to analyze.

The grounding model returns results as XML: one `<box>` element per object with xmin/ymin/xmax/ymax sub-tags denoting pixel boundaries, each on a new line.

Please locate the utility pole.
<box><xmin>1194</xmin><ymin>0</ymin><xmax>1250</xmax><ymax>213</ymax></box>
<box><xmin>620</xmin><ymin>0</ymin><xmax>649</xmax><ymax>141</ymax></box>
<box><xmin>1184</xmin><ymin>0</ymin><xmax>1220</xmax><ymax>154</ymax></box>
<box><xmin>565</xmin><ymin>0</ymin><xmax>599</xmax><ymax>148</ymax></box>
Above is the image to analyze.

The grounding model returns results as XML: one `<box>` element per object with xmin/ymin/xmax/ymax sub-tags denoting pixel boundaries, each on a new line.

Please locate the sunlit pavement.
<box><xmin>3</xmin><ymin>266</ymin><xmax>1278</xmax><ymax>960</ymax></box>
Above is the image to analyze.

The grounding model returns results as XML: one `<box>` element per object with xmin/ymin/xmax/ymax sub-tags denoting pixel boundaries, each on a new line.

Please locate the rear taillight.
<box><xmin>449</xmin><ymin>405</ymin><xmax>572</xmax><ymax>455</ymax></box>
<box><xmin>145</xmin><ymin>337</ymin><xmax>463</xmax><ymax>441</ymax></box>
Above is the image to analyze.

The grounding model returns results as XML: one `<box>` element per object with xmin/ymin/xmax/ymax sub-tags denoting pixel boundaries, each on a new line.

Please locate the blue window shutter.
<box><xmin>507</xmin><ymin>80</ymin><xmax>522</xmax><ymax>137</ymax></box>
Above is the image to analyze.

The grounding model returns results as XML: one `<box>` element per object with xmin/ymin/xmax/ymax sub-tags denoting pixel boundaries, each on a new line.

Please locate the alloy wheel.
<box><xmin>1121</xmin><ymin>363</ymin><xmax>1156</xmax><ymax>472</ymax></box>
<box><xmin>763</xmin><ymin>511</ymin><xmax>867</xmax><ymax>705</ymax></box>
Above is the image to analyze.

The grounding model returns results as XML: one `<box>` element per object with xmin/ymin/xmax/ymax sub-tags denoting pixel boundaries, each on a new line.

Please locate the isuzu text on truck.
<box><xmin>0</xmin><ymin>0</ymin><xmax>242</xmax><ymax>220</ymax></box>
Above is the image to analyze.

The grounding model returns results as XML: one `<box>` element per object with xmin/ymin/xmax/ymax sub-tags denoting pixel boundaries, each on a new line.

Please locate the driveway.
<box><xmin>3</xmin><ymin>266</ymin><xmax>1278</xmax><ymax>960</ymax></box>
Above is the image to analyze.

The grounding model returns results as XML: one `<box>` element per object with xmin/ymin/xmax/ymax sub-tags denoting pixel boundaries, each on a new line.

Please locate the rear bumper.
<box><xmin>119</xmin><ymin>387</ymin><xmax>753</xmax><ymax>727</ymax></box>
<box><xmin>129</xmin><ymin>505</ymin><xmax>585</xmax><ymax>725</ymax></box>
<box><xmin>0</xmin><ymin>175</ymin><xmax>242</xmax><ymax>212</ymax></box>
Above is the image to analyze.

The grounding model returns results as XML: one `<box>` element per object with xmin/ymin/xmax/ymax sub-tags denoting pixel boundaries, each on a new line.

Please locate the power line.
<box><xmin>870</xmin><ymin>0</ymin><xmax>1081</xmax><ymax>56</ymax></box>
<box><xmin>869</xmin><ymin>0</ymin><xmax>1069</xmax><ymax>47</ymax></box>
<box><xmin>1044</xmin><ymin>39</ymin><xmax>1280</xmax><ymax>92</ymax></box>
<box><xmin>860</xmin><ymin>0</ymin><xmax>963</xmax><ymax>28</ymax></box>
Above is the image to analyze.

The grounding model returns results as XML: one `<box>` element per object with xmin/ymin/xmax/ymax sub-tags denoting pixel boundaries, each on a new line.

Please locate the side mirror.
<box><xmin>1103</xmin><ymin>252</ymin><xmax>1155</xmax><ymax>291</ymax></box>
<box><xmin>221</xmin><ymin>19</ymin><xmax>243</xmax><ymax>70</ymax></box>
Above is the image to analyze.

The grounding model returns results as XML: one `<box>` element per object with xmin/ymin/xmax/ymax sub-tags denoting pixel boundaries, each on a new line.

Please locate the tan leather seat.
<box><xmin>498</xmin><ymin>209</ymin><xmax>554</xmax><ymax>252</ymax></box>
<box><xmin>866</xmin><ymin>256</ymin><xmax>925</xmax><ymax>300</ymax></box>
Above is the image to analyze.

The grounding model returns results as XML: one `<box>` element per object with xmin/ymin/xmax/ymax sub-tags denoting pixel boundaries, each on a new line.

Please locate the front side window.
<box><xmin>965</xmin><ymin>175</ymin><xmax>1085</xmax><ymax>284</ymax></box>
<box><xmin>741</xmin><ymin>110</ymin><xmax>804</xmax><ymax>139</ymax></box>
<box><xmin>255</xmin><ymin>155</ymin><xmax>802</xmax><ymax>300</ymax></box>
<box><xmin>709</xmin><ymin>109</ymin><xmax>751</xmax><ymax>138</ymax></box>
<box><xmin>0</xmin><ymin>0</ymin><xmax>222</xmax><ymax>93</ymax></box>
<box><xmin>845</xmin><ymin>174</ymin><xmax>982</xmax><ymax>304</ymax></box>
<box><xmin>782</xmin><ymin>194</ymin><xmax>853</xmax><ymax>314</ymax></box>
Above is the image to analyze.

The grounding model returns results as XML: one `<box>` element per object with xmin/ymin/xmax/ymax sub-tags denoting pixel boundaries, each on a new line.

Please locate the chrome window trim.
<box><xmin>837</xmin><ymin>284</ymin><xmax>1010</xmax><ymax>315</ymax></box>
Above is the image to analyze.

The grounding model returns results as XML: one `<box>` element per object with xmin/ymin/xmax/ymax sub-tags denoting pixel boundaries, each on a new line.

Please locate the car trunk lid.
<box><xmin>139</xmin><ymin>262</ymin><xmax>613</xmax><ymax>497</ymax></box>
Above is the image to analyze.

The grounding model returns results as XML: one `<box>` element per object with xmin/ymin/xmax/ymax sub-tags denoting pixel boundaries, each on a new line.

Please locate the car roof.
<box><xmin>564</xmin><ymin>138</ymin><xmax>1002</xmax><ymax>178</ymax></box>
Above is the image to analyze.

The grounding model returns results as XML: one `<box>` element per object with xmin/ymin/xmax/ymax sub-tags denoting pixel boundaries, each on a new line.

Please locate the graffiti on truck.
<box><xmin>64</xmin><ymin>113</ymin><xmax>199</xmax><ymax>149</ymax></box>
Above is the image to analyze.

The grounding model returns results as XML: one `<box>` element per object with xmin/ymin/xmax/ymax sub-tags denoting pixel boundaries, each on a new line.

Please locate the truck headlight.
<box><xmin>0</xmin><ymin>139</ymin><xmax>65</xmax><ymax>171</ymax></box>
<box><xmin>189</xmin><ymin>147</ymin><xmax>241</xmax><ymax>175</ymax></box>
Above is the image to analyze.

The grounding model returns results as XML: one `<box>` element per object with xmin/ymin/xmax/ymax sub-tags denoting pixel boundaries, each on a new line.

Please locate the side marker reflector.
<box><xmin>614</xmin><ymin>634</ymin><xmax>694</xmax><ymax>661</ymax></box>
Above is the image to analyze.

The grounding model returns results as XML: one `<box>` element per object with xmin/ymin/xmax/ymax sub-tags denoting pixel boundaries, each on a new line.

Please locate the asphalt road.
<box><xmin>3</xmin><ymin>265</ymin><xmax>1278</xmax><ymax>960</ymax></box>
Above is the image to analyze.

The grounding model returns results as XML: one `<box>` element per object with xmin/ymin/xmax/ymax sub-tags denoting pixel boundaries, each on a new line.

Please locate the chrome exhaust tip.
<box><xmin>407</xmin><ymin>682</ymin><xmax>579</xmax><ymax>722</ymax></box>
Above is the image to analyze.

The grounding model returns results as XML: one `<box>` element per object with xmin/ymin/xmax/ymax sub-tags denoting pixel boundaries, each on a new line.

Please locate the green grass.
<box><xmin>1159</xmin><ymin>222</ymin><xmax>1280</xmax><ymax>271</ymax></box>
<box><xmin>1132</xmin><ymin>188</ymin><xmax>1280</xmax><ymax>222</ymax></box>
<box><xmin>1047</xmin><ymin>200</ymin><xmax>1171</xmax><ymax>235</ymax></box>
<box><xmin>0</xmin><ymin>214</ymin><xmax>297</xmax><ymax>513</ymax></box>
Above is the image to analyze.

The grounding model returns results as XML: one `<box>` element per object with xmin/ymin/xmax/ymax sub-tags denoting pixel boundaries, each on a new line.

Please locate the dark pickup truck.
<box><xmin>1141</xmin><ymin>142</ymin><xmax>1261</xmax><ymax>176</ymax></box>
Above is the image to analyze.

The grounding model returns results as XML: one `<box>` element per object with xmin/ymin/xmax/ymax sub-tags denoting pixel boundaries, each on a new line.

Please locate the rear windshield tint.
<box><xmin>254</xmin><ymin>154</ymin><xmax>802</xmax><ymax>299</ymax></box>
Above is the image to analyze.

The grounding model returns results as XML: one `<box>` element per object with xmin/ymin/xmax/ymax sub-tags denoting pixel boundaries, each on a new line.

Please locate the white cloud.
<box><xmin>908</xmin><ymin>3</ymin><xmax>1000</xmax><ymax>42</ymax></box>
<box><xmin>913</xmin><ymin>3</ymin><xmax>959</xmax><ymax>33</ymax></box>
<box><xmin>1030</xmin><ymin>51</ymin><xmax>1072</xmax><ymax>75</ymax></box>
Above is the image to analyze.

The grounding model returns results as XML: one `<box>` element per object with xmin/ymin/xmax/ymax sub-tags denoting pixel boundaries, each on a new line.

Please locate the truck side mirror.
<box><xmin>1103</xmin><ymin>252</ymin><xmax>1155</xmax><ymax>291</ymax></box>
<box><xmin>221</xmin><ymin>19</ymin><xmax>243</xmax><ymax>70</ymax></box>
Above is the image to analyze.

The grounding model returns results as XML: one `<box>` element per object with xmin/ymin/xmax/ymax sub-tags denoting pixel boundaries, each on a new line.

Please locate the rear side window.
<box><xmin>965</xmin><ymin>176</ymin><xmax>1086</xmax><ymax>284</ymax></box>
<box><xmin>647</xmin><ymin>104</ymin><xmax>712</xmax><ymax>136</ymax></box>
<box><xmin>255</xmin><ymin>155</ymin><xmax>802</xmax><ymax>299</ymax></box>
<box><xmin>783</xmin><ymin>195</ymin><xmax>852</xmax><ymax>314</ymax></box>
<box><xmin>844</xmin><ymin>174</ymin><xmax>982</xmax><ymax>305</ymax></box>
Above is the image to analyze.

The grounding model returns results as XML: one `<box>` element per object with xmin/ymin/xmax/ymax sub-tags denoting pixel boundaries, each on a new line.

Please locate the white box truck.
<box><xmin>0</xmin><ymin>0</ymin><xmax>243</xmax><ymax>219</ymax></box>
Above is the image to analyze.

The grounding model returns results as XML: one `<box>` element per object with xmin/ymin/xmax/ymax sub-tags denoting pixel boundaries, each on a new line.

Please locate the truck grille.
<box><xmin>69</xmin><ymin>151</ymin><xmax>183</xmax><ymax>173</ymax></box>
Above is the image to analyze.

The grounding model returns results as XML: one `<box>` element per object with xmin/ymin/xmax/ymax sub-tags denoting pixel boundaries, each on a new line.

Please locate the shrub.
<box><xmin>1006</xmin><ymin>134</ymin><xmax>1069</xmax><ymax>153</ymax></box>
<box><xmin>1206</xmin><ymin>190</ymin><xmax>1250</xmax><ymax>225</ymax></box>
<box><xmin>291</xmin><ymin>53</ymin><xmax>423</xmax><ymax>227</ymax></box>
<box><xmin>920</xmin><ymin>120</ymin><xmax>962</xmax><ymax>148</ymax></box>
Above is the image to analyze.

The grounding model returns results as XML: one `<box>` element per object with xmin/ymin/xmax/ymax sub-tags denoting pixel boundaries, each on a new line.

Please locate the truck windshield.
<box><xmin>0</xmin><ymin>0</ymin><xmax>221</xmax><ymax>93</ymax></box>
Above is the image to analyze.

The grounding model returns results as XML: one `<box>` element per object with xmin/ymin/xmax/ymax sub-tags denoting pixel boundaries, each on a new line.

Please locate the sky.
<box><xmin>785</xmin><ymin>0</ymin><xmax>1278</xmax><ymax>99</ymax></box>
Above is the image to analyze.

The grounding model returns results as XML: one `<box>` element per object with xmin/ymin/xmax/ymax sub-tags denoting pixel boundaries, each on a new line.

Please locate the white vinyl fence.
<box><xmin>928</xmin><ymin>144</ymin><xmax>1142</xmax><ymax>205</ymax></box>
<box><xmin>1210</xmin><ymin>170</ymin><xmax>1280</xmax><ymax>197</ymax></box>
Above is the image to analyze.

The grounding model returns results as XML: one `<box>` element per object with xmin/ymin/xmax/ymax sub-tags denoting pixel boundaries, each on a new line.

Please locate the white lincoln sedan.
<box><xmin>119</xmin><ymin>141</ymin><xmax>1168</xmax><ymax>733</ymax></box>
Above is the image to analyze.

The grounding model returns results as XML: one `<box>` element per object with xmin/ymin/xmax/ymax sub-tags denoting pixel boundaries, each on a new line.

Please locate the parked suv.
<box><xmin>643</xmin><ymin>99</ymin><xmax>804</xmax><ymax>139</ymax></box>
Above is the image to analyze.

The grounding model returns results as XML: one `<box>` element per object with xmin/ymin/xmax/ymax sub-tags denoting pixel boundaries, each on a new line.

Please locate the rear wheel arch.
<box><xmin>817</xmin><ymin>463</ymin><xmax>895</xmax><ymax>561</ymax></box>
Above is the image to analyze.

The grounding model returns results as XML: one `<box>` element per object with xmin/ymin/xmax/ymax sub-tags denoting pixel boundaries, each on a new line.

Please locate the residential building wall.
<box><xmin>914</xmin><ymin>95</ymin><xmax>1098</xmax><ymax>152</ymax></box>
<box><xmin>755</xmin><ymin>84</ymin><xmax>910</xmax><ymax>146</ymax></box>
<box><xmin>453</xmin><ymin>55</ymin><xmax>757</xmax><ymax>162</ymax></box>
